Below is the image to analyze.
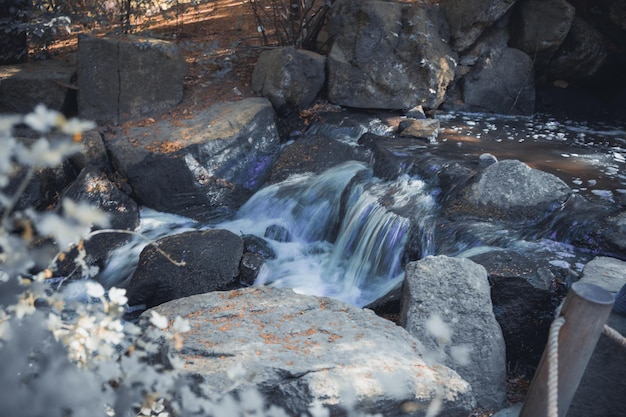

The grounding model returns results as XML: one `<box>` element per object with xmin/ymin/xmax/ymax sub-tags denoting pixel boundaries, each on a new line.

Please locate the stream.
<box><xmin>101</xmin><ymin>111</ymin><xmax>626</xmax><ymax>307</ymax></box>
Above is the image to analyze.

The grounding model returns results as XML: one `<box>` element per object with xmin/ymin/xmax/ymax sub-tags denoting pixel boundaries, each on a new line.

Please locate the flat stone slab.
<box><xmin>143</xmin><ymin>286</ymin><xmax>476</xmax><ymax>416</ymax></box>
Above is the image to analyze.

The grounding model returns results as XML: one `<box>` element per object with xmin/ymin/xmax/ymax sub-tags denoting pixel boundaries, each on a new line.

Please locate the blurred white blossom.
<box><xmin>85</xmin><ymin>281</ymin><xmax>105</xmax><ymax>298</ymax></box>
<box><xmin>15</xmin><ymin>137</ymin><xmax>82</xmax><ymax>168</ymax></box>
<box><xmin>150</xmin><ymin>311</ymin><xmax>169</xmax><ymax>329</ymax></box>
<box><xmin>23</xmin><ymin>104</ymin><xmax>63</xmax><ymax>133</ymax></box>
<box><xmin>108</xmin><ymin>287</ymin><xmax>128</xmax><ymax>305</ymax></box>
<box><xmin>425</xmin><ymin>314</ymin><xmax>452</xmax><ymax>345</ymax></box>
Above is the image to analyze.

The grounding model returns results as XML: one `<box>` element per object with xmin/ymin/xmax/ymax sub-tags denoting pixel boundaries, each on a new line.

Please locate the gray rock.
<box><xmin>0</xmin><ymin>60</ymin><xmax>75</xmax><ymax>114</ymax></box>
<box><xmin>251</xmin><ymin>46</ymin><xmax>326</xmax><ymax>114</ymax></box>
<box><xmin>579</xmin><ymin>257</ymin><xmax>626</xmax><ymax>293</ymax></box>
<box><xmin>456</xmin><ymin>159</ymin><xmax>571</xmax><ymax>222</ymax></box>
<box><xmin>493</xmin><ymin>403</ymin><xmax>522</xmax><ymax>417</ymax></box>
<box><xmin>441</xmin><ymin>0</ymin><xmax>519</xmax><ymax>52</ymax></box>
<box><xmin>509</xmin><ymin>0</ymin><xmax>576</xmax><ymax>71</ymax></box>
<box><xmin>548</xmin><ymin>256</ymin><xmax>626</xmax><ymax>417</ymax></box>
<box><xmin>327</xmin><ymin>0</ymin><xmax>456</xmax><ymax>110</ymax></box>
<box><xmin>77</xmin><ymin>34</ymin><xmax>187</xmax><ymax>123</ymax></box>
<box><xmin>461</xmin><ymin>47</ymin><xmax>535</xmax><ymax>115</ymax></box>
<box><xmin>399</xmin><ymin>255</ymin><xmax>507</xmax><ymax>410</ymax></box>
<box><xmin>603</xmin><ymin>211</ymin><xmax>626</xmax><ymax>253</ymax></box>
<box><xmin>126</xmin><ymin>229</ymin><xmax>243</xmax><ymax>309</ymax></box>
<box><xmin>144</xmin><ymin>286</ymin><xmax>476</xmax><ymax>416</ymax></box>
<box><xmin>105</xmin><ymin>98</ymin><xmax>280</xmax><ymax>221</ymax></box>
<box><xmin>545</xmin><ymin>17</ymin><xmax>608</xmax><ymax>83</ymax></box>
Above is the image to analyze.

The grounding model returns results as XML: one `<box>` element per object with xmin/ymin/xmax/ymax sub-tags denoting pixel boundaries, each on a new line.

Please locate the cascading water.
<box><xmin>99</xmin><ymin>111</ymin><xmax>626</xmax><ymax>310</ymax></box>
<box><xmin>100</xmin><ymin>160</ymin><xmax>437</xmax><ymax>307</ymax></box>
<box><xmin>217</xmin><ymin>161</ymin><xmax>436</xmax><ymax>306</ymax></box>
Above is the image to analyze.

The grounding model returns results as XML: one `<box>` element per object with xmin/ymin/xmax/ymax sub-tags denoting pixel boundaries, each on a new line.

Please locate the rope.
<box><xmin>603</xmin><ymin>324</ymin><xmax>626</xmax><ymax>349</ymax></box>
<box><xmin>547</xmin><ymin>316</ymin><xmax>566</xmax><ymax>417</ymax></box>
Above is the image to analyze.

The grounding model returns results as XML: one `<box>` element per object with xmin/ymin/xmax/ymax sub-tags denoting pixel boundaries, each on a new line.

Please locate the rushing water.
<box><xmin>100</xmin><ymin>111</ymin><xmax>626</xmax><ymax>308</ymax></box>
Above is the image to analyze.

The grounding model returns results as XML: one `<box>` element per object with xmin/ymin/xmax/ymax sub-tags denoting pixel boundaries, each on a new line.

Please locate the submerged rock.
<box><xmin>144</xmin><ymin>286</ymin><xmax>476</xmax><ymax>416</ymax></box>
<box><xmin>451</xmin><ymin>159</ymin><xmax>572</xmax><ymax>223</ymax></box>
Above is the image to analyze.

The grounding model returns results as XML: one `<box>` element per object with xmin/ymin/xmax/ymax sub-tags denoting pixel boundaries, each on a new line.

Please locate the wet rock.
<box><xmin>252</xmin><ymin>46</ymin><xmax>326</xmax><ymax>115</ymax></box>
<box><xmin>509</xmin><ymin>0</ymin><xmax>575</xmax><ymax>72</ymax></box>
<box><xmin>568</xmin><ymin>258</ymin><xmax>626</xmax><ymax>417</ymax></box>
<box><xmin>327</xmin><ymin>0</ymin><xmax>456</xmax><ymax>110</ymax></box>
<box><xmin>0</xmin><ymin>60</ymin><xmax>75</xmax><ymax>114</ymax></box>
<box><xmin>478</xmin><ymin>153</ymin><xmax>497</xmax><ymax>167</ymax></box>
<box><xmin>400</xmin><ymin>255</ymin><xmax>507</xmax><ymax>409</ymax></box>
<box><xmin>242</xmin><ymin>234</ymin><xmax>276</xmax><ymax>259</ymax></box>
<box><xmin>105</xmin><ymin>98</ymin><xmax>280</xmax><ymax>222</ymax></box>
<box><xmin>267</xmin><ymin>134</ymin><xmax>370</xmax><ymax>183</ymax></box>
<box><xmin>144</xmin><ymin>286</ymin><xmax>476</xmax><ymax>416</ymax></box>
<box><xmin>77</xmin><ymin>34</ymin><xmax>187</xmax><ymax>123</ymax></box>
<box><xmin>358</xmin><ymin>133</ymin><xmax>429</xmax><ymax>180</ymax></box>
<box><xmin>452</xmin><ymin>159</ymin><xmax>571</xmax><ymax>223</ymax></box>
<box><xmin>264</xmin><ymin>224</ymin><xmax>291</xmax><ymax>242</ymax></box>
<box><xmin>238</xmin><ymin>252</ymin><xmax>264</xmax><ymax>286</ymax></box>
<box><xmin>461</xmin><ymin>48</ymin><xmax>535</xmax><ymax>115</ymax></box>
<box><xmin>397</xmin><ymin>118</ymin><xmax>440</xmax><ymax>141</ymax></box>
<box><xmin>125</xmin><ymin>229</ymin><xmax>243</xmax><ymax>309</ymax></box>
<box><xmin>441</xmin><ymin>0</ymin><xmax>519</xmax><ymax>52</ymax></box>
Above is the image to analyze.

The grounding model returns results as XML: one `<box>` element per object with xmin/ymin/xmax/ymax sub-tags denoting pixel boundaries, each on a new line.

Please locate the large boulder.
<box><xmin>451</xmin><ymin>159</ymin><xmax>572</xmax><ymax>223</ymax></box>
<box><xmin>544</xmin><ymin>17</ymin><xmax>608</xmax><ymax>83</ymax></box>
<box><xmin>603</xmin><ymin>212</ymin><xmax>626</xmax><ymax>255</ymax></box>
<box><xmin>77</xmin><ymin>34</ymin><xmax>187</xmax><ymax>123</ymax></box>
<box><xmin>509</xmin><ymin>0</ymin><xmax>576</xmax><ymax>72</ymax></box>
<box><xmin>0</xmin><ymin>60</ymin><xmax>75</xmax><ymax>114</ymax></box>
<box><xmin>105</xmin><ymin>98</ymin><xmax>281</xmax><ymax>221</ymax></box>
<box><xmin>251</xmin><ymin>46</ymin><xmax>326</xmax><ymax>115</ymax></box>
<box><xmin>460</xmin><ymin>47</ymin><xmax>535</xmax><ymax>115</ymax></box>
<box><xmin>568</xmin><ymin>257</ymin><xmax>626</xmax><ymax>417</ymax></box>
<box><xmin>441</xmin><ymin>0</ymin><xmax>519</xmax><ymax>52</ymax></box>
<box><xmin>125</xmin><ymin>229</ymin><xmax>243</xmax><ymax>309</ymax></box>
<box><xmin>326</xmin><ymin>0</ymin><xmax>457</xmax><ymax>110</ymax></box>
<box><xmin>144</xmin><ymin>286</ymin><xmax>477</xmax><ymax>416</ymax></box>
<box><xmin>399</xmin><ymin>255</ymin><xmax>507</xmax><ymax>410</ymax></box>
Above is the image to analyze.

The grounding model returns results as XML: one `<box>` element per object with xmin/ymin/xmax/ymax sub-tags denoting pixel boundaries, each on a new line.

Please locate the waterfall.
<box><xmin>217</xmin><ymin>162</ymin><xmax>437</xmax><ymax>306</ymax></box>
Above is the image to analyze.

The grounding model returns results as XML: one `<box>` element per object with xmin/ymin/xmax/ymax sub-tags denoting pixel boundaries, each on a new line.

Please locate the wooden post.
<box><xmin>519</xmin><ymin>281</ymin><xmax>614</xmax><ymax>417</ymax></box>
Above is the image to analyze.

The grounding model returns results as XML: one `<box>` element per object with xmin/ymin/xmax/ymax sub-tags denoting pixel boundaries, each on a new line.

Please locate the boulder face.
<box><xmin>326</xmin><ymin>0</ymin><xmax>457</xmax><ymax>110</ymax></box>
<box><xmin>126</xmin><ymin>229</ymin><xmax>243</xmax><ymax>309</ymax></box>
<box><xmin>461</xmin><ymin>47</ymin><xmax>535</xmax><ymax>115</ymax></box>
<box><xmin>77</xmin><ymin>34</ymin><xmax>187</xmax><ymax>123</ymax></box>
<box><xmin>0</xmin><ymin>60</ymin><xmax>75</xmax><ymax>114</ymax></box>
<box><xmin>441</xmin><ymin>0</ymin><xmax>519</xmax><ymax>52</ymax></box>
<box><xmin>143</xmin><ymin>286</ymin><xmax>476</xmax><ymax>417</ymax></box>
<box><xmin>454</xmin><ymin>159</ymin><xmax>571</xmax><ymax>222</ymax></box>
<box><xmin>509</xmin><ymin>0</ymin><xmax>576</xmax><ymax>72</ymax></box>
<box><xmin>105</xmin><ymin>98</ymin><xmax>281</xmax><ymax>221</ymax></box>
<box><xmin>399</xmin><ymin>255</ymin><xmax>507</xmax><ymax>410</ymax></box>
<box><xmin>251</xmin><ymin>46</ymin><xmax>326</xmax><ymax>114</ymax></box>
<box><xmin>544</xmin><ymin>17</ymin><xmax>608</xmax><ymax>83</ymax></box>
